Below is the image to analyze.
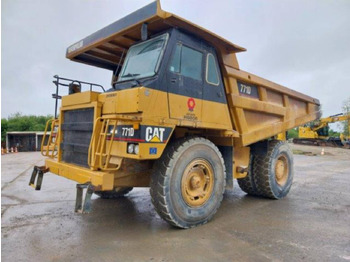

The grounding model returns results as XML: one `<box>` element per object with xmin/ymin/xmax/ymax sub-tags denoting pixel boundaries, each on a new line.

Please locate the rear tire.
<box><xmin>150</xmin><ymin>137</ymin><xmax>226</xmax><ymax>228</ymax></box>
<box><xmin>95</xmin><ymin>187</ymin><xmax>133</xmax><ymax>199</ymax></box>
<box><xmin>237</xmin><ymin>155</ymin><xmax>260</xmax><ymax>196</ymax></box>
<box><xmin>253</xmin><ymin>140</ymin><xmax>294</xmax><ymax>199</ymax></box>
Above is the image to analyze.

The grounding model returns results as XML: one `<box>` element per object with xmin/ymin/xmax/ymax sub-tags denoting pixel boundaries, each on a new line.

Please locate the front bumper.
<box><xmin>46</xmin><ymin>158</ymin><xmax>114</xmax><ymax>191</ymax></box>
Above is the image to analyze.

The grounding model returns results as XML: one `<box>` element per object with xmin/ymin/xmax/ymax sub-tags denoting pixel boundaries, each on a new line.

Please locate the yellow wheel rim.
<box><xmin>181</xmin><ymin>159</ymin><xmax>214</xmax><ymax>207</ymax></box>
<box><xmin>275</xmin><ymin>155</ymin><xmax>289</xmax><ymax>186</ymax></box>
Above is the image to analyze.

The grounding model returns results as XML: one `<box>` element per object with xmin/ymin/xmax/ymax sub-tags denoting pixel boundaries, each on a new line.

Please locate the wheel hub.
<box><xmin>190</xmin><ymin>175</ymin><xmax>201</xmax><ymax>189</ymax></box>
<box><xmin>181</xmin><ymin>159</ymin><xmax>214</xmax><ymax>207</ymax></box>
<box><xmin>275</xmin><ymin>155</ymin><xmax>289</xmax><ymax>186</ymax></box>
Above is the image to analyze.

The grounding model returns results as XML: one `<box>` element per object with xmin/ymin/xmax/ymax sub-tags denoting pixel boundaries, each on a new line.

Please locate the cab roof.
<box><xmin>66</xmin><ymin>1</ymin><xmax>246</xmax><ymax>70</ymax></box>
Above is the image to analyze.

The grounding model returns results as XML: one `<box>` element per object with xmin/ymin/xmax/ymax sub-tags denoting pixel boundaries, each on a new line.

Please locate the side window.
<box><xmin>206</xmin><ymin>53</ymin><xmax>220</xmax><ymax>85</ymax></box>
<box><xmin>169</xmin><ymin>44</ymin><xmax>181</xmax><ymax>73</ymax></box>
<box><xmin>169</xmin><ymin>44</ymin><xmax>203</xmax><ymax>81</ymax></box>
<box><xmin>181</xmin><ymin>46</ymin><xmax>203</xmax><ymax>81</ymax></box>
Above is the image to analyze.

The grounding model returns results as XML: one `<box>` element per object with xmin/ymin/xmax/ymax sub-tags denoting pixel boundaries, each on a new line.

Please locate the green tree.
<box><xmin>287</xmin><ymin>128</ymin><xmax>298</xmax><ymax>139</ymax></box>
<box><xmin>1</xmin><ymin>118</ymin><xmax>8</xmax><ymax>143</ymax></box>
<box><xmin>1</xmin><ymin>113</ymin><xmax>53</xmax><ymax>143</ymax></box>
<box><xmin>329</xmin><ymin>129</ymin><xmax>340</xmax><ymax>137</ymax></box>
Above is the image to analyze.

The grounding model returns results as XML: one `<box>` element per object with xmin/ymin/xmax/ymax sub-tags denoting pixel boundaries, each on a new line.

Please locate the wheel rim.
<box><xmin>181</xmin><ymin>159</ymin><xmax>214</xmax><ymax>207</ymax></box>
<box><xmin>275</xmin><ymin>154</ymin><xmax>289</xmax><ymax>186</ymax></box>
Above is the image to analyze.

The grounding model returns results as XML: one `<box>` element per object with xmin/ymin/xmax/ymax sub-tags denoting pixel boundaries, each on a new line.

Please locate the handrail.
<box><xmin>88</xmin><ymin>117</ymin><xmax>122</xmax><ymax>171</ymax></box>
<box><xmin>88</xmin><ymin>115</ymin><xmax>142</xmax><ymax>168</ymax></box>
<box><xmin>41</xmin><ymin>119</ymin><xmax>51</xmax><ymax>156</ymax></box>
<box><xmin>88</xmin><ymin>117</ymin><xmax>101</xmax><ymax>168</ymax></box>
<box><xmin>41</xmin><ymin>119</ymin><xmax>59</xmax><ymax>158</ymax></box>
<box><xmin>53</xmin><ymin>75</ymin><xmax>105</xmax><ymax>92</ymax></box>
<box><xmin>52</xmin><ymin>75</ymin><xmax>105</xmax><ymax>118</ymax></box>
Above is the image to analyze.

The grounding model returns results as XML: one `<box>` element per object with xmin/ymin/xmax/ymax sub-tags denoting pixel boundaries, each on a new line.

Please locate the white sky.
<box><xmin>2</xmin><ymin>0</ymin><xmax>350</xmax><ymax>130</ymax></box>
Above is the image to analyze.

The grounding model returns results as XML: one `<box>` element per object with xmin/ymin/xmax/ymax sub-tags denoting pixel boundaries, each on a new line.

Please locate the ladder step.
<box><xmin>95</xmin><ymin>153</ymin><xmax>107</xmax><ymax>156</ymax></box>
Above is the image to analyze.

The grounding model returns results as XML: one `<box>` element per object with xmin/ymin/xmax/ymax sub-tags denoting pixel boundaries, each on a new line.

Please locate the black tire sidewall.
<box><xmin>167</xmin><ymin>142</ymin><xmax>225</xmax><ymax>226</ymax></box>
<box><xmin>269</xmin><ymin>143</ymin><xmax>294</xmax><ymax>198</ymax></box>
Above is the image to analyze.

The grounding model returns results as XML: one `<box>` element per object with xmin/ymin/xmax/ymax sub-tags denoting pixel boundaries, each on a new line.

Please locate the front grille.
<box><xmin>61</xmin><ymin>108</ymin><xmax>94</xmax><ymax>167</ymax></box>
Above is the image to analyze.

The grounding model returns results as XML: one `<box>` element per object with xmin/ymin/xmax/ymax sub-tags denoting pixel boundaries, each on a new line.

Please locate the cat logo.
<box><xmin>145</xmin><ymin>127</ymin><xmax>165</xmax><ymax>142</ymax></box>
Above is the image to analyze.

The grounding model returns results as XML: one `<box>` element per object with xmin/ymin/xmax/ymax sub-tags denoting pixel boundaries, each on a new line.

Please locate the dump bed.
<box><xmin>66</xmin><ymin>0</ymin><xmax>321</xmax><ymax>147</ymax></box>
<box><xmin>222</xmin><ymin>67</ymin><xmax>320</xmax><ymax>146</ymax></box>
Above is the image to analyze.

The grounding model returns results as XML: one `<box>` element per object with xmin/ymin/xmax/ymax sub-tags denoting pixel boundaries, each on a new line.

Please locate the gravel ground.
<box><xmin>1</xmin><ymin>144</ymin><xmax>350</xmax><ymax>262</ymax></box>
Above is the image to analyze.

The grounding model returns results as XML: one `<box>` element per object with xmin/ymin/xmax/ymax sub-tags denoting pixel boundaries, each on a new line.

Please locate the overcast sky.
<box><xmin>2</xmin><ymin>0</ymin><xmax>350</xmax><ymax>129</ymax></box>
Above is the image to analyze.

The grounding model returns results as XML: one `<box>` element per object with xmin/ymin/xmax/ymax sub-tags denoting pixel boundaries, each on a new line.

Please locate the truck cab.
<box><xmin>114</xmin><ymin>28</ymin><xmax>226</xmax><ymax>104</ymax></box>
<box><xmin>110</xmin><ymin>28</ymin><xmax>231</xmax><ymax>129</ymax></box>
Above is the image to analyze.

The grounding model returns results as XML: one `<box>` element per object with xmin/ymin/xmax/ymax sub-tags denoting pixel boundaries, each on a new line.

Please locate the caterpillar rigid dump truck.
<box><xmin>30</xmin><ymin>1</ymin><xmax>321</xmax><ymax>228</ymax></box>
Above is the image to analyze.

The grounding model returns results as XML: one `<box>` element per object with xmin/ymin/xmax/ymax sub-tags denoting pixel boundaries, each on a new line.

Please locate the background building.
<box><xmin>6</xmin><ymin>131</ymin><xmax>45</xmax><ymax>152</ymax></box>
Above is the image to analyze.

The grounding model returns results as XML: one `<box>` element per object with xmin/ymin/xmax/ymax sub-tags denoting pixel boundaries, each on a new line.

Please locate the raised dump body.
<box><xmin>30</xmin><ymin>1</ymin><xmax>321</xmax><ymax>228</ymax></box>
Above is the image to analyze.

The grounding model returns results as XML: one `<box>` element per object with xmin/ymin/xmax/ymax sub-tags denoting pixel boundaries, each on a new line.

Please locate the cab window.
<box><xmin>206</xmin><ymin>53</ymin><xmax>220</xmax><ymax>85</ymax></box>
<box><xmin>169</xmin><ymin>44</ymin><xmax>203</xmax><ymax>81</ymax></box>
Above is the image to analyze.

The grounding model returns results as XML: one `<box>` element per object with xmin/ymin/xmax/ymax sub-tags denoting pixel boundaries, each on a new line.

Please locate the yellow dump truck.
<box><xmin>30</xmin><ymin>1</ymin><xmax>321</xmax><ymax>228</ymax></box>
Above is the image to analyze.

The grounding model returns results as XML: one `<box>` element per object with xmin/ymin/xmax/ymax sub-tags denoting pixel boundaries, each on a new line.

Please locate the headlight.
<box><xmin>134</xmin><ymin>144</ymin><xmax>139</xmax><ymax>155</ymax></box>
<box><xmin>127</xmin><ymin>144</ymin><xmax>135</xmax><ymax>154</ymax></box>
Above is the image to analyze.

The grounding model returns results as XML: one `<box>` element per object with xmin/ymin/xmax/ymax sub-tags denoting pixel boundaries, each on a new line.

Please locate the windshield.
<box><xmin>118</xmin><ymin>34</ymin><xmax>169</xmax><ymax>82</ymax></box>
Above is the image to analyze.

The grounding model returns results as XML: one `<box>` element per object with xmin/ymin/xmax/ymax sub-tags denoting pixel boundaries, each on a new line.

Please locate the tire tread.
<box><xmin>237</xmin><ymin>155</ymin><xmax>261</xmax><ymax>196</ymax></box>
<box><xmin>150</xmin><ymin>137</ymin><xmax>225</xmax><ymax>228</ymax></box>
<box><xmin>253</xmin><ymin>140</ymin><xmax>292</xmax><ymax>199</ymax></box>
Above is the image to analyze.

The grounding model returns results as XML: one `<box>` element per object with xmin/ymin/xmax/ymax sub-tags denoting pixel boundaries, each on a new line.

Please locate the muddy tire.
<box><xmin>95</xmin><ymin>187</ymin><xmax>133</xmax><ymax>199</ymax></box>
<box><xmin>253</xmin><ymin>140</ymin><xmax>294</xmax><ymax>199</ymax></box>
<box><xmin>237</xmin><ymin>155</ymin><xmax>260</xmax><ymax>196</ymax></box>
<box><xmin>150</xmin><ymin>137</ymin><xmax>226</xmax><ymax>229</ymax></box>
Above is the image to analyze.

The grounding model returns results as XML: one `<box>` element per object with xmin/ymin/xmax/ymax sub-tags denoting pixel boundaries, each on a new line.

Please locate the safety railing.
<box><xmin>52</xmin><ymin>75</ymin><xmax>105</xmax><ymax>119</ymax></box>
<box><xmin>88</xmin><ymin>115</ymin><xmax>142</xmax><ymax>171</ymax></box>
<box><xmin>88</xmin><ymin>117</ymin><xmax>119</xmax><ymax>171</ymax></box>
<box><xmin>41</xmin><ymin>118</ymin><xmax>60</xmax><ymax>158</ymax></box>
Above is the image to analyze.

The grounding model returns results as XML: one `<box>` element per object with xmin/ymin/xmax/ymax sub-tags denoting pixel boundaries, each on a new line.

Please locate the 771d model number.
<box><xmin>122</xmin><ymin>127</ymin><xmax>134</xmax><ymax>137</ymax></box>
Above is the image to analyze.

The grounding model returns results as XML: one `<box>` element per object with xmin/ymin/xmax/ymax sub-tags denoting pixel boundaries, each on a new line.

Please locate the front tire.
<box><xmin>150</xmin><ymin>137</ymin><xmax>226</xmax><ymax>228</ymax></box>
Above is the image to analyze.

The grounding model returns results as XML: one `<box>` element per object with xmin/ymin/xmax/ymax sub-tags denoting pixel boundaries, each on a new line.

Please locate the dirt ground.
<box><xmin>1</xmin><ymin>144</ymin><xmax>350</xmax><ymax>262</ymax></box>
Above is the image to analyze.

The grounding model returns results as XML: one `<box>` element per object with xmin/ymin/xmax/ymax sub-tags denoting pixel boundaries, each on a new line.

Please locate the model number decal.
<box><xmin>240</xmin><ymin>84</ymin><xmax>251</xmax><ymax>94</ymax></box>
<box><xmin>237</xmin><ymin>81</ymin><xmax>259</xmax><ymax>99</ymax></box>
<box><xmin>122</xmin><ymin>127</ymin><xmax>134</xmax><ymax>137</ymax></box>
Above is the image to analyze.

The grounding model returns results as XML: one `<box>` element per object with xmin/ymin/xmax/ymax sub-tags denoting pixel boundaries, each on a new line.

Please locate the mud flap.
<box><xmin>29</xmin><ymin>166</ymin><xmax>49</xmax><ymax>190</ymax></box>
<box><xmin>218</xmin><ymin>146</ymin><xmax>233</xmax><ymax>190</ymax></box>
<box><xmin>75</xmin><ymin>183</ymin><xmax>94</xmax><ymax>214</ymax></box>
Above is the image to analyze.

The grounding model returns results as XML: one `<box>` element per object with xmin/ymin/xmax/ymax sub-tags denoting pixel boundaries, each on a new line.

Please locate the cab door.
<box><xmin>166</xmin><ymin>42</ymin><xmax>204</xmax><ymax>122</ymax></box>
<box><xmin>201</xmin><ymin>50</ymin><xmax>232</xmax><ymax>129</ymax></box>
